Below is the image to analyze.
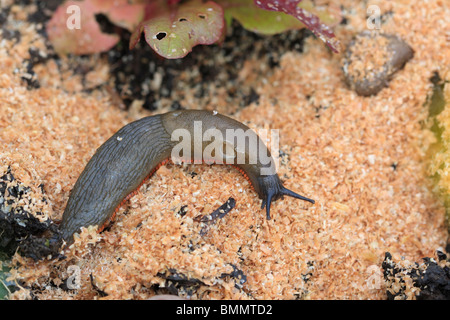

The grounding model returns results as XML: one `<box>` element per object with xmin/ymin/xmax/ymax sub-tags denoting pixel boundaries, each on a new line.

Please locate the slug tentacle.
<box><xmin>281</xmin><ymin>187</ymin><xmax>315</xmax><ymax>204</ymax></box>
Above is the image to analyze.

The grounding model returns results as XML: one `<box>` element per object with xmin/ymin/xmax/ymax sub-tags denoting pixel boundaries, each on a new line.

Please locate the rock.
<box><xmin>343</xmin><ymin>31</ymin><xmax>414</xmax><ymax>96</ymax></box>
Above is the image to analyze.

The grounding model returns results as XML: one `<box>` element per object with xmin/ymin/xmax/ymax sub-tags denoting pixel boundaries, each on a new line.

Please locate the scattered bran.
<box><xmin>1</xmin><ymin>0</ymin><xmax>449</xmax><ymax>299</ymax></box>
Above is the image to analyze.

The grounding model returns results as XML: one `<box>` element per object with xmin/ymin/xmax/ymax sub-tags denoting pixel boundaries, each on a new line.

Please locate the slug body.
<box><xmin>60</xmin><ymin>110</ymin><xmax>314</xmax><ymax>243</ymax></box>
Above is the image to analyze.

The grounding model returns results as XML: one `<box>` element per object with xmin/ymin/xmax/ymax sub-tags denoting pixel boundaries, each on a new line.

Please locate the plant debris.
<box><xmin>155</xmin><ymin>264</ymin><xmax>247</xmax><ymax>297</ymax></box>
<box><xmin>196</xmin><ymin>197</ymin><xmax>236</xmax><ymax>236</ymax></box>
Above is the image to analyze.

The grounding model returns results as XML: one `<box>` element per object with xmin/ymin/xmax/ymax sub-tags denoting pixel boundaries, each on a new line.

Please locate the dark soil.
<box><xmin>383</xmin><ymin>251</ymin><xmax>450</xmax><ymax>300</ymax></box>
<box><xmin>106</xmin><ymin>21</ymin><xmax>311</xmax><ymax>113</ymax></box>
<box><xmin>0</xmin><ymin>168</ymin><xmax>63</xmax><ymax>260</ymax></box>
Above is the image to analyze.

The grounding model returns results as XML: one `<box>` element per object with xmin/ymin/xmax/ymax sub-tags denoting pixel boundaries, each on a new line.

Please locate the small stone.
<box><xmin>343</xmin><ymin>31</ymin><xmax>414</xmax><ymax>96</ymax></box>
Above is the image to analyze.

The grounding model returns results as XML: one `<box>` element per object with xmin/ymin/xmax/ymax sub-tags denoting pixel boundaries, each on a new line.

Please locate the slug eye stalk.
<box><xmin>261</xmin><ymin>187</ymin><xmax>315</xmax><ymax>220</ymax></box>
<box><xmin>258</xmin><ymin>174</ymin><xmax>315</xmax><ymax>220</ymax></box>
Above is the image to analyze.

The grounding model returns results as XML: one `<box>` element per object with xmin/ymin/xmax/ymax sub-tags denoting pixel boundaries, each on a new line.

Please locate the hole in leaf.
<box><xmin>198</xmin><ymin>14</ymin><xmax>206</xmax><ymax>19</ymax></box>
<box><xmin>179</xmin><ymin>18</ymin><xmax>188</xmax><ymax>22</ymax></box>
<box><xmin>156</xmin><ymin>32</ymin><xmax>167</xmax><ymax>40</ymax></box>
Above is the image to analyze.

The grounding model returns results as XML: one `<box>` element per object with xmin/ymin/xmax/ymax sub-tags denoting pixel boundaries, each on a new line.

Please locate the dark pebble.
<box><xmin>343</xmin><ymin>31</ymin><xmax>414</xmax><ymax>96</ymax></box>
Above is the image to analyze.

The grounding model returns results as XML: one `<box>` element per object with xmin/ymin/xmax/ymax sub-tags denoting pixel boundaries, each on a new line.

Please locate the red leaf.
<box><xmin>167</xmin><ymin>0</ymin><xmax>182</xmax><ymax>5</ymax></box>
<box><xmin>46</xmin><ymin>0</ymin><xmax>145</xmax><ymax>55</ymax></box>
<box><xmin>46</xmin><ymin>1</ymin><xmax>119</xmax><ymax>55</ymax></box>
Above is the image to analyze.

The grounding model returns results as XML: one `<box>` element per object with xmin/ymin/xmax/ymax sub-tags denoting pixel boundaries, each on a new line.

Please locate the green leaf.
<box><xmin>0</xmin><ymin>252</ymin><xmax>12</xmax><ymax>300</ymax></box>
<box><xmin>251</xmin><ymin>0</ymin><xmax>339</xmax><ymax>52</ymax></box>
<box><xmin>0</xmin><ymin>272</ymin><xmax>9</xmax><ymax>300</ymax></box>
<box><xmin>220</xmin><ymin>0</ymin><xmax>338</xmax><ymax>36</ymax></box>
<box><xmin>223</xmin><ymin>0</ymin><xmax>304</xmax><ymax>35</ymax></box>
<box><xmin>221</xmin><ymin>0</ymin><xmax>300</xmax><ymax>35</ymax></box>
<box><xmin>130</xmin><ymin>0</ymin><xmax>224</xmax><ymax>59</ymax></box>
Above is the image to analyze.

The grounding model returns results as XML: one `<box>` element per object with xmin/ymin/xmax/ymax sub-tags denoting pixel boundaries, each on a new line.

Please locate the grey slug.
<box><xmin>59</xmin><ymin>110</ymin><xmax>314</xmax><ymax>243</ymax></box>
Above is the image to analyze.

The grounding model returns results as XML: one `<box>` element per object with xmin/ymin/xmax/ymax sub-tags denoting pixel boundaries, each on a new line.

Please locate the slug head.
<box><xmin>258</xmin><ymin>174</ymin><xmax>315</xmax><ymax>219</ymax></box>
